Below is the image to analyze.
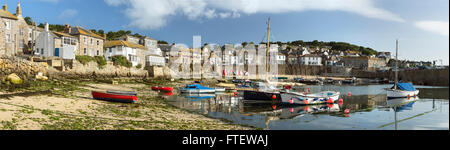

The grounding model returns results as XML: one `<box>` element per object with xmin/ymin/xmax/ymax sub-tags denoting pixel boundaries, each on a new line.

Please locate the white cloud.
<box><xmin>58</xmin><ymin>9</ymin><xmax>78</xmax><ymax>19</ymax></box>
<box><xmin>415</xmin><ymin>21</ymin><xmax>449</xmax><ymax>36</ymax></box>
<box><xmin>105</xmin><ymin>0</ymin><xmax>404</xmax><ymax>30</ymax></box>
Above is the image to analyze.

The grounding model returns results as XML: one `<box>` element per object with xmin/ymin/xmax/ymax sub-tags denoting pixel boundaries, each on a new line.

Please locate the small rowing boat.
<box><xmin>92</xmin><ymin>91</ymin><xmax>137</xmax><ymax>103</ymax></box>
<box><xmin>151</xmin><ymin>86</ymin><xmax>174</xmax><ymax>92</ymax></box>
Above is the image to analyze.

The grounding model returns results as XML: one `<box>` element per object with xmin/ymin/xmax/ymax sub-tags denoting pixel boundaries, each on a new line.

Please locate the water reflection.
<box><xmin>165</xmin><ymin>85</ymin><xmax>448</xmax><ymax>130</ymax></box>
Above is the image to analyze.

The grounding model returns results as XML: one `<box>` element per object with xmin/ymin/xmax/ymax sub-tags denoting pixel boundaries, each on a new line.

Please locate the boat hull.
<box><xmin>151</xmin><ymin>86</ymin><xmax>174</xmax><ymax>92</ymax></box>
<box><xmin>179</xmin><ymin>89</ymin><xmax>216</xmax><ymax>94</ymax></box>
<box><xmin>92</xmin><ymin>91</ymin><xmax>137</xmax><ymax>103</ymax></box>
<box><xmin>281</xmin><ymin>91</ymin><xmax>340</xmax><ymax>105</ymax></box>
<box><xmin>243</xmin><ymin>90</ymin><xmax>282</xmax><ymax>101</ymax></box>
<box><xmin>387</xmin><ymin>89</ymin><xmax>419</xmax><ymax>99</ymax></box>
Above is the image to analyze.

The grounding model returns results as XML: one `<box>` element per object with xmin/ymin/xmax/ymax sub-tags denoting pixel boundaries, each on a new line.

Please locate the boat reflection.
<box><xmin>381</xmin><ymin>97</ymin><xmax>419</xmax><ymax>130</ymax></box>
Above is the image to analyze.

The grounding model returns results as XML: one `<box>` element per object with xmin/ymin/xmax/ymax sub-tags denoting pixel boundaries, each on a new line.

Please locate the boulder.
<box><xmin>36</xmin><ymin>72</ymin><xmax>48</xmax><ymax>81</ymax></box>
<box><xmin>7</xmin><ymin>73</ymin><xmax>23</xmax><ymax>85</ymax></box>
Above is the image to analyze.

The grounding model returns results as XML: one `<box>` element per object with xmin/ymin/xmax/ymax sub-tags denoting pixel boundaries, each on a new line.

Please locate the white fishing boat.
<box><xmin>387</xmin><ymin>40</ymin><xmax>420</xmax><ymax>99</ymax></box>
<box><xmin>281</xmin><ymin>91</ymin><xmax>340</xmax><ymax>105</ymax></box>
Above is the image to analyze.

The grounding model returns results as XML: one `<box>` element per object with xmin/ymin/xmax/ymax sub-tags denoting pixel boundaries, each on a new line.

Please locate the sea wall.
<box><xmin>352</xmin><ymin>69</ymin><xmax>449</xmax><ymax>86</ymax></box>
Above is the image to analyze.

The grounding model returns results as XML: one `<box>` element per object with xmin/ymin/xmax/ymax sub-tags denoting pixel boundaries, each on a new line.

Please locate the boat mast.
<box><xmin>266</xmin><ymin>17</ymin><xmax>271</xmax><ymax>74</ymax></box>
<box><xmin>394</xmin><ymin>39</ymin><xmax>399</xmax><ymax>90</ymax></box>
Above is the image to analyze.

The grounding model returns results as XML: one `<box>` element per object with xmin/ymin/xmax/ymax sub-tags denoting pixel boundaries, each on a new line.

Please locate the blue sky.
<box><xmin>12</xmin><ymin>0</ymin><xmax>449</xmax><ymax>65</ymax></box>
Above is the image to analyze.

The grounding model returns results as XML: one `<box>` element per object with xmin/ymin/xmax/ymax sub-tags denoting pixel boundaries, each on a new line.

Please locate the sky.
<box><xmin>11</xmin><ymin>0</ymin><xmax>450</xmax><ymax>65</ymax></box>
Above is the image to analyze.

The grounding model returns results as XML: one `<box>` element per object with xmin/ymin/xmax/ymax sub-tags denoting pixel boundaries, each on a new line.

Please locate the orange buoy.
<box><xmin>304</xmin><ymin>99</ymin><xmax>309</xmax><ymax>105</ymax></box>
<box><xmin>327</xmin><ymin>104</ymin><xmax>334</xmax><ymax>108</ymax></box>
<box><xmin>234</xmin><ymin>92</ymin><xmax>238</xmax><ymax>97</ymax></box>
<box><xmin>272</xmin><ymin>105</ymin><xmax>277</xmax><ymax>110</ymax></box>
<box><xmin>289</xmin><ymin>108</ymin><xmax>294</xmax><ymax>113</ymax></box>
<box><xmin>328</xmin><ymin>98</ymin><xmax>333</xmax><ymax>104</ymax></box>
<box><xmin>344</xmin><ymin>109</ymin><xmax>350</xmax><ymax>114</ymax></box>
<box><xmin>339</xmin><ymin>98</ymin><xmax>343</xmax><ymax>103</ymax></box>
<box><xmin>289</xmin><ymin>99</ymin><xmax>294</xmax><ymax>104</ymax></box>
<box><xmin>347</xmin><ymin>92</ymin><xmax>351</xmax><ymax>96</ymax></box>
<box><xmin>272</xmin><ymin>95</ymin><xmax>277</xmax><ymax>100</ymax></box>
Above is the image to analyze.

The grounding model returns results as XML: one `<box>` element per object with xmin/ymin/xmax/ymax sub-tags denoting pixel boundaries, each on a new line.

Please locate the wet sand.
<box><xmin>0</xmin><ymin>80</ymin><xmax>250</xmax><ymax>130</ymax></box>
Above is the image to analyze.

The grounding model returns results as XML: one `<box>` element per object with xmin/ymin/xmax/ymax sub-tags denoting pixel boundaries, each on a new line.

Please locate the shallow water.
<box><xmin>166</xmin><ymin>84</ymin><xmax>449</xmax><ymax>130</ymax></box>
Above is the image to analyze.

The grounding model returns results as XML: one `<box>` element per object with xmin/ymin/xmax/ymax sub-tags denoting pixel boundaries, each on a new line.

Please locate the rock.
<box><xmin>7</xmin><ymin>73</ymin><xmax>23</xmax><ymax>85</ymax></box>
<box><xmin>36</xmin><ymin>72</ymin><xmax>48</xmax><ymax>81</ymax></box>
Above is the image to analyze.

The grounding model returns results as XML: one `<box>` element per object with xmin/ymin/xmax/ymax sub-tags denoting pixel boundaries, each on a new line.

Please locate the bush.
<box><xmin>136</xmin><ymin>64</ymin><xmax>142</xmax><ymax>69</ymax></box>
<box><xmin>111</xmin><ymin>55</ymin><xmax>132</xmax><ymax>68</ymax></box>
<box><xmin>75</xmin><ymin>55</ymin><xmax>95</xmax><ymax>65</ymax></box>
<box><xmin>76</xmin><ymin>55</ymin><xmax>107</xmax><ymax>68</ymax></box>
<box><xmin>94</xmin><ymin>56</ymin><xmax>107</xmax><ymax>69</ymax></box>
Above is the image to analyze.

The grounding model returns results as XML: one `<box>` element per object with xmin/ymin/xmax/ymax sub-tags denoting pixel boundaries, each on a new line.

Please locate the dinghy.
<box><xmin>179</xmin><ymin>84</ymin><xmax>216</xmax><ymax>94</ymax></box>
<box><xmin>92</xmin><ymin>91</ymin><xmax>137</xmax><ymax>103</ymax></box>
<box><xmin>151</xmin><ymin>86</ymin><xmax>174</xmax><ymax>92</ymax></box>
<box><xmin>281</xmin><ymin>91</ymin><xmax>340</xmax><ymax>105</ymax></box>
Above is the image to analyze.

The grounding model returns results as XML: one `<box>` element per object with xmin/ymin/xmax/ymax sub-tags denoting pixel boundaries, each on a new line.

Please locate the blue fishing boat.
<box><xmin>179</xmin><ymin>84</ymin><xmax>216</xmax><ymax>94</ymax></box>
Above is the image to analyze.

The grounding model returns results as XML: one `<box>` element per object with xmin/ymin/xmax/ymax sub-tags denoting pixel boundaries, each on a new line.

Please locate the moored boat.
<box><xmin>179</xmin><ymin>84</ymin><xmax>216</xmax><ymax>93</ymax></box>
<box><xmin>92</xmin><ymin>91</ymin><xmax>137</xmax><ymax>103</ymax></box>
<box><xmin>386</xmin><ymin>40</ymin><xmax>420</xmax><ymax>99</ymax></box>
<box><xmin>243</xmin><ymin>82</ymin><xmax>282</xmax><ymax>101</ymax></box>
<box><xmin>387</xmin><ymin>83</ymin><xmax>419</xmax><ymax>99</ymax></box>
<box><xmin>151</xmin><ymin>86</ymin><xmax>174</xmax><ymax>92</ymax></box>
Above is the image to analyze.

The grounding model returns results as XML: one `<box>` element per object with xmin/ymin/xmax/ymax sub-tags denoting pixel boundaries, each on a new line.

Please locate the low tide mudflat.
<box><xmin>0</xmin><ymin>79</ymin><xmax>250</xmax><ymax>130</ymax></box>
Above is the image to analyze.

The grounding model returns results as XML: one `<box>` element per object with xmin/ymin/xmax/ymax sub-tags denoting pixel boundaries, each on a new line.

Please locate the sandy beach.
<box><xmin>0</xmin><ymin>79</ymin><xmax>250</xmax><ymax>130</ymax></box>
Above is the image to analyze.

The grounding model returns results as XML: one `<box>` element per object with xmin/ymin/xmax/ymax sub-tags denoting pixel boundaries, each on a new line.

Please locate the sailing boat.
<box><xmin>386</xmin><ymin>40</ymin><xmax>420</xmax><ymax>99</ymax></box>
<box><xmin>243</xmin><ymin>18</ymin><xmax>283</xmax><ymax>102</ymax></box>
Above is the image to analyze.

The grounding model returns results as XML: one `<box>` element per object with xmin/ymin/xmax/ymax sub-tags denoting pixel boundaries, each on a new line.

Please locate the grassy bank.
<box><xmin>0</xmin><ymin>78</ymin><xmax>250</xmax><ymax>130</ymax></box>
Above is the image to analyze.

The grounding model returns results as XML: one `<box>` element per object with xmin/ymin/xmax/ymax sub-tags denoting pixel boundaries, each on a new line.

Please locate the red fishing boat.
<box><xmin>92</xmin><ymin>91</ymin><xmax>138</xmax><ymax>103</ymax></box>
<box><xmin>151</xmin><ymin>86</ymin><xmax>173</xmax><ymax>92</ymax></box>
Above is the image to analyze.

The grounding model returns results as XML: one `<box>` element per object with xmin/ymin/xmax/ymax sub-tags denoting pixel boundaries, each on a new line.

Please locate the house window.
<box><xmin>20</xmin><ymin>29</ymin><xmax>24</xmax><ymax>36</ymax></box>
<box><xmin>20</xmin><ymin>40</ymin><xmax>24</xmax><ymax>48</ymax></box>
<box><xmin>5</xmin><ymin>20</ymin><xmax>11</xmax><ymax>30</ymax></box>
<box><xmin>97</xmin><ymin>40</ymin><xmax>99</xmax><ymax>46</ymax></box>
<box><xmin>6</xmin><ymin>33</ymin><xmax>11</xmax><ymax>43</ymax></box>
<box><xmin>64</xmin><ymin>38</ymin><xmax>71</xmax><ymax>45</ymax></box>
<box><xmin>41</xmin><ymin>49</ymin><xmax>44</xmax><ymax>54</ymax></box>
<box><xmin>84</xmin><ymin>37</ymin><xmax>87</xmax><ymax>44</ymax></box>
<box><xmin>84</xmin><ymin>48</ymin><xmax>87</xmax><ymax>54</ymax></box>
<box><xmin>97</xmin><ymin>50</ymin><xmax>99</xmax><ymax>56</ymax></box>
<box><xmin>90</xmin><ymin>38</ymin><xmax>93</xmax><ymax>45</ymax></box>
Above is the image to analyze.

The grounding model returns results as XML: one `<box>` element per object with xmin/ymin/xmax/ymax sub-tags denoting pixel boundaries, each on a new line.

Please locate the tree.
<box><xmin>158</xmin><ymin>40</ymin><xmax>168</xmax><ymax>44</ymax></box>
<box><xmin>242</xmin><ymin>42</ymin><xmax>248</xmax><ymax>47</ymax></box>
<box><xmin>24</xmin><ymin>16</ymin><xmax>33</xmax><ymax>25</ymax></box>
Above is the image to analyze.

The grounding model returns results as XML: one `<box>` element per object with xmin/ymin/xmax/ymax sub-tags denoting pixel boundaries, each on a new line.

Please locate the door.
<box><xmin>55</xmin><ymin>48</ymin><xmax>60</xmax><ymax>57</ymax></box>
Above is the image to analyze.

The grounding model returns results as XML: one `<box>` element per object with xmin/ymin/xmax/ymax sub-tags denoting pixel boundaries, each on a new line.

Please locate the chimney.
<box><xmin>64</xmin><ymin>24</ymin><xmax>71</xmax><ymax>33</ymax></box>
<box><xmin>45</xmin><ymin>22</ymin><xmax>49</xmax><ymax>32</ymax></box>
<box><xmin>16</xmin><ymin>2</ymin><xmax>21</xmax><ymax>16</ymax></box>
<box><xmin>2</xmin><ymin>3</ymin><xmax>7</xmax><ymax>11</ymax></box>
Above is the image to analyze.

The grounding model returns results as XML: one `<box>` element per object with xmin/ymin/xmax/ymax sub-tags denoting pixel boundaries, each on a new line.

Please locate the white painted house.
<box><xmin>34</xmin><ymin>23</ymin><xmax>78</xmax><ymax>59</ymax></box>
<box><xmin>299</xmin><ymin>54</ymin><xmax>322</xmax><ymax>66</ymax></box>
<box><xmin>104</xmin><ymin>40</ymin><xmax>146</xmax><ymax>67</ymax></box>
